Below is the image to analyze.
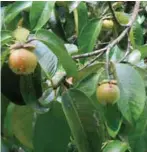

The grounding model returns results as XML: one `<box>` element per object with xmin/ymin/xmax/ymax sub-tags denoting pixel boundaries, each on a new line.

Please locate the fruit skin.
<box><xmin>102</xmin><ymin>20</ymin><xmax>114</xmax><ymax>29</ymax></box>
<box><xmin>96</xmin><ymin>81</ymin><xmax>120</xmax><ymax>104</ymax></box>
<box><xmin>9</xmin><ymin>48</ymin><xmax>37</xmax><ymax>75</ymax></box>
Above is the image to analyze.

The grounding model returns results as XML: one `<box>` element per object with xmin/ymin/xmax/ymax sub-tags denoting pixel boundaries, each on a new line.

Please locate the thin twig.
<box><xmin>105</xmin><ymin>47</ymin><xmax>111</xmax><ymax>80</ymax></box>
<box><xmin>127</xmin><ymin>1</ymin><xmax>140</xmax><ymax>26</ymax></box>
<box><xmin>108</xmin><ymin>2</ymin><xmax>121</xmax><ymax>26</ymax></box>
<box><xmin>105</xmin><ymin>1</ymin><xmax>140</xmax><ymax>78</ymax></box>
<box><xmin>72</xmin><ymin>47</ymin><xmax>107</xmax><ymax>59</ymax></box>
<box><xmin>79</xmin><ymin>51</ymin><xmax>104</xmax><ymax>71</ymax></box>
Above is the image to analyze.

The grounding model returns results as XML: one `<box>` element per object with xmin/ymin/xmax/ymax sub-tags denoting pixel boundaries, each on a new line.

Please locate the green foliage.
<box><xmin>30</xmin><ymin>1</ymin><xmax>55</xmax><ymax>31</ymax></box>
<box><xmin>36</xmin><ymin>29</ymin><xmax>78</xmax><ymax>77</ymax></box>
<box><xmin>78</xmin><ymin>19</ymin><xmax>102</xmax><ymax>54</ymax></box>
<box><xmin>115</xmin><ymin>63</ymin><xmax>146</xmax><ymax>124</ymax></box>
<box><xmin>1</xmin><ymin>1</ymin><xmax>147</xmax><ymax>152</ymax></box>
<box><xmin>102</xmin><ymin>140</ymin><xmax>129</xmax><ymax>152</ymax></box>
<box><xmin>1</xmin><ymin>31</ymin><xmax>13</xmax><ymax>46</ymax></box>
<box><xmin>33</xmin><ymin>101</ymin><xmax>71</xmax><ymax>152</ymax></box>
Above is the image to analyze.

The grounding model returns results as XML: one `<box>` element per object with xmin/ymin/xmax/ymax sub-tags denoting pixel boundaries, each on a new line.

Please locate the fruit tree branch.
<box><xmin>41</xmin><ymin>1</ymin><xmax>140</xmax><ymax>91</ymax></box>
<box><xmin>72</xmin><ymin>1</ymin><xmax>140</xmax><ymax>60</ymax></box>
<box><xmin>105</xmin><ymin>1</ymin><xmax>140</xmax><ymax>78</ymax></box>
<box><xmin>72</xmin><ymin>47</ymin><xmax>107</xmax><ymax>59</ymax></box>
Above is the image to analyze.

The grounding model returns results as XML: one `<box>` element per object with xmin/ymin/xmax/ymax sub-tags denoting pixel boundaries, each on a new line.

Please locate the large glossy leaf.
<box><xmin>128</xmin><ymin>101</ymin><xmax>147</xmax><ymax>152</ymax></box>
<box><xmin>62</xmin><ymin>89</ymin><xmax>103</xmax><ymax>152</ymax></box>
<box><xmin>115</xmin><ymin>63</ymin><xmax>146</xmax><ymax>123</ymax></box>
<box><xmin>1</xmin><ymin>31</ymin><xmax>12</xmax><ymax>46</ymax></box>
<box><xmin>4</xmin><ymin>1</ymin><xmax>32</xmax><ymax>24</ymax></box>
<box><xmin>102</xmin><ymin>140</ymin><xmax>128</xmax><ymax>152</ymax></box>
<box><xmin>30</xmin><ymin>1</ymin><xmax>55</xmax><ymax>30</ymax></box>
<box><xmin>20</xmin><ymin>64</ymin><xmax>42</xmax><ymax>105</ymax></box>
<box><xmin>129</xmin><ymin>21</ymin><xmax>144</xmax><ymax>48</ymax></box>
<box><xmin>33</xmin><ymin>102</ymin><xmax>71</xmax><ymax>152</ymax></box>
<box><xmin>62</xmin><ymin>90</ymin><xmax>90</xmax><ymax>152</ymax></box>
<box><xmin>110</xmin><ymin>45</ymin><xmax>124</xmax><ymax>62</ymax></box>
<box><xmin>20</xmin><ymin>75</ymin><xmax>37</xmax><ymax>105</ymax></box>
<box><xmin>36</xmin><ymin>29</ymin><xmax>78</xmax><ymax>77</ymax></box>
<box><xmin>77</xmin><ymin>2</ymin><xmax>88</xmax><ymax>35</ymax></box>
<box><xmin>137</xmin><ymin>45</ymin><xmax>147</xmax><ymax>58</ymax></box>
<box><xmin>104</xmin><ymin>104</ymin><xmax>122</xmax><ymax>138</ymax></box>
<box><xmin>115</xmin><ymin>12</ymin><xmax>130</xmax><ymax>24</ymax></box>
<box><xmin>31</xmin><ymin>40</ymin><xmax>58</xmax><ymax>77</ymax></box>
<box><xmin>78</xmin><ymin>19</ymin><xmax>102</xmax><ymax>54</ymax></box>
<box><xmin>3</xmin><ymin>103</ymin><xmax>15</xmax><ymax>137</ymax></box>
<box><xmin>76</xmin><ymin>71</ymin><xmax>102</xmax><ymax>97</ymax></box>
<box><xmin>12</xmin><ymin>105</ymin><xmax>34</xmax><ymax>149</ymax></box>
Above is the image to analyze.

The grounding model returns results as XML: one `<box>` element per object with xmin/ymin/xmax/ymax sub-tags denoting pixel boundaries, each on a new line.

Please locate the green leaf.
<box><xmin>76</xmin><ymin>71</ymin><xmax>102</xmax><ymax>97</ymax></box>
<box><xmin>1</xmin><ymin>48</ymin><xmax>10</xmax><ymax>67</ymax></box>
<box><xmin>78</xmin><ymin>19</ymin><xmax>102</xmax><ymax>54</ymax></box>
<box><xmin>102</xmin><ymin>140</ymin><xmax>129</xmax><ymax>152</ymax></box>
<box><xmin>20</xmin><ymin>75</ymin><xmax>37</xmax><ymax>105</ymax></box>
<box><xmin>137</xmin><ymin>45</ymin><xmax>147</xmax><ymax>58</ymax></box>
<box><xmin>115</xmin><ymin>12</ymin><xmax>130</xmax><ymax>24</ymax></box>
<box><xmin>5</xmin><ymin>1</ymin><xmax>32</xmax><ymax>24</ymax></box>
<box><xmin>12</xmin><ymin>105</ymin><xmax>34</xmax><ymax>149</ymax></box>
<box><xmin>104</xmin><ymin>104</ymin><xmax>122</xmax><ymax>138</ymax></box>
<box><xmin>4</xmin><ymin>103</ymin><xmax>15</xmax><ymax>137</ymax></box>
<box><xmin>1</xmin><ymin>31</ymin><xmax>12</xmax><ymax>45</ymax></box>
<box><xmin>110</xmin><ymin>45</ymin><xmax>124</xmax><ymax>62</ymax></box>
<box><xmin>129</xmin><ymin>21</ymin><xmax>144</xmax><ymax>48</ymax></box>
<box><xmin>128</xmin><ymin>101</ymin><xmax>147</xmax><ymax>152</ymax></box>
<box><xmin>32</xmin><ymin>40</ymin><xmax>58</xmax><ymax>77</ymax></box>
<box><xmin>33</xmin><ymin>102</ymin><xmax>71</xmax><ymax>152</ymax></box>
<box><xmin>62</xmin><ymin>89</ymin><xmax>103</xmax><ymax>152</ymax></box>
<box><xmin>36</xmin><ymin>29</ymin><xmax>78</xmax><ymax>77</ymax></box>
<box><xmin>62</xmin><ymin>90</ymin><xmax>90</xmax><ymax>152</ymax></box>
<box><xmin>30</xmin><ymin>1</ymin><xmax>55</xmax><ymax>30</ymax></box>
<box><xmin>115</xmin><ymin>63</ymin><xmax>146</xmax><ymax>123</ymax></box>
<box><xmin>77</xmin><ymin>2</ymin><xmax>88</xmax><ymax>35</ymax></box>
<box><xmin>1</xmin><ymin>94</ymin><xmax>10</xmax><ymax>133</ymax></box>
<box><xmin>74</xmin><ymin>62</ymin><xmax>105</xmax><ymax>82</ymax></box>
<box><xmin>20</xmin><ymin>64</ymin><xmax>42</xmax><ymax>105</ymax></box>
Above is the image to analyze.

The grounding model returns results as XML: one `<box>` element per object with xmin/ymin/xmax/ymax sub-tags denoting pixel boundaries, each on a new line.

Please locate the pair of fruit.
<box><xmin>96</xmin><ymin>80</ymin><xmax>120</xmax><ymax>104</ymax></box>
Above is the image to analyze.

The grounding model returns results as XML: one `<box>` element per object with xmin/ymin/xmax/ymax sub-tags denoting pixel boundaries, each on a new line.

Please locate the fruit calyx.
<box><xmin>10</xmin><ymin>42</ymin><xmax>35</xmax><ymax>52</ymax></box>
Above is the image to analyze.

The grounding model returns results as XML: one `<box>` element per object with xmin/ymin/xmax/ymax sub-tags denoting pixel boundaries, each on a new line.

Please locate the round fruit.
<box><xmin>102</xmin><ymin>20</ymin><xmax>114</xmax><ymax>29</ymax></box>
<box><xmin>96</xmin><ymin>81</ymin><xmax>120</xmax><ymax>104</ymax></box>
<box><xmin>9</xmin><ymin>48</ymin><xmax>37</xmax><ymax>75</ymax></box>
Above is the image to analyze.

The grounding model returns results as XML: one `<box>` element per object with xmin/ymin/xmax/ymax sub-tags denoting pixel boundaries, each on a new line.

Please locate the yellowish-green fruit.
<box><xmin>96</xmin><ymin>81</ymin><xmax>120</xmax><ymax>104</ymax></box>
<box><xmin>9</xmin><ymin>48</ymin><xmax>37</xmax><ymax>75</ymax></box>
<box><xmin>102</xmin><ymin>20</ymin><xmax>114</xmax><ymax>29</ymax></box>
